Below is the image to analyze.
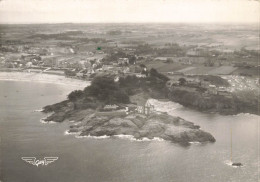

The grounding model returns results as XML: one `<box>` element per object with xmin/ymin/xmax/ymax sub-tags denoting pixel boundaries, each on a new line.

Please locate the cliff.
<box><xmin>167</xmin><ymin>87</ymin><xmax>259</xmax><ymax>115</ymax></box>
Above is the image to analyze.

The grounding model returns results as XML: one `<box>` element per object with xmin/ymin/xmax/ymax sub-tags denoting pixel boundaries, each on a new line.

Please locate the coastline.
<box><xmin>0</xmin><ymin>71</ymin><xmax>90</xmax><ymax>89</ymax></box>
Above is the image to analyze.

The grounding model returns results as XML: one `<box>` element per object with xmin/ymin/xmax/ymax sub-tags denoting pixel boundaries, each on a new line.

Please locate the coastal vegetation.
<box><xmin>42</xmin><ymin>68</ymin><xmax>217</xmax><ymax>145</ymax></box>
<box><xmin>66</xmin><ymin>68</ymin><xmax>169</xmax><ymax>107</ymax></box>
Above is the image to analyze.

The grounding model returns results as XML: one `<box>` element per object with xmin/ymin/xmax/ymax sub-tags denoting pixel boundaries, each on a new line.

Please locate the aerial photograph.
<box><xmin>0</xmin><ymin>0</ymin><xmax>259</xmax><ymax>181</ymax></box>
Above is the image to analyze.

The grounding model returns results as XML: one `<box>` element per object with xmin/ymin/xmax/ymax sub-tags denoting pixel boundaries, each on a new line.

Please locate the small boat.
<box><xmin>232</xmin><ymin>162</ymin><xmax>243</xmax><ymax>167</ymax></box>
<box><xmin>230</xmin><ymin>125</ymin><xmax>243</xmax><ymax>167</ymax></box>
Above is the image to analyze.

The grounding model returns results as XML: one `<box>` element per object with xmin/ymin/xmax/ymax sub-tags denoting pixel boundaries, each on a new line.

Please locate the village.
<box><xmin>1</xmin><ymin>24</ymin><xmax>259</xmax><ymax>80</ymax></box>
<box><xmin>0</xmin><ymin>25</ymin><xmax>259</xmax><ymax>111</ymax></box>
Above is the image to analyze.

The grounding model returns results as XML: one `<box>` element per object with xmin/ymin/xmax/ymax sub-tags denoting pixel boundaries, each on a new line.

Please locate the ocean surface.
<box><xmin>0</xmin><ymin>80</ymin><xmax>259</xmax><ymax>182</ymax></box>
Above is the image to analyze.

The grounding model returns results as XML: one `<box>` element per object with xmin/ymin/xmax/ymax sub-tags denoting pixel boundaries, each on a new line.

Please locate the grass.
<box><xmin>144</xmin><ymin>61</ymin><xmax>188</xmax><ymax>72</ymax></box>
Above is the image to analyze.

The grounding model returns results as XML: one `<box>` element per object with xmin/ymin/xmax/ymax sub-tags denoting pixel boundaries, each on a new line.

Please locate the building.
<box><xmin>102</xmin><ymin>65</ymin><xmax>114</xmax><ymax>71</ymax></box>
<box><xmin>208</xmin><ymin>85</ymin><xmax>218</xmax><ymax>95</ymax></box>
<box><xmin>114</xmin><ymin>76</ymin><xmax>120</xmax><ymax>82</ymax></box>
<box><xmin>103</xmin><ymin>104</ymin><xmax>119</xmax><ymax>111</ymax></box>
<box><xmin>137</xmin><ymin>100</ymin><xmax>155</xmax><ymax>115</ymax></box>
<box><xmin>118</xmin><ymin>58</ymin><xmax>129</xmax><ymax>65</ymax></box>
<box><xmin>135</xmin><ymin>73</ymin><xmax>146</xmax><ymax>78</ymax></box>
<box><xmin>25</xmin><ymin>62</ymin><xmax>33</xmax><ymax>68</ymax></box>
<box><xmin>186</xmin><ymin>49</ymin><xmax>200</xmax><ymax>57</ymax></box>
<box><xmin>42</xmin><ymin>56</ymin><xmax>59</xmax><ymax>67</ymax></box>
<box><xmin>123</xmin><ymin>67</ymin><xmax>130</xmax><ymax>73</ymax></box>
<box><xmin>76</xmin><ymin>72</ymin><xmax>84</xmax><ymax>78</ymax></box>
<box><xmin>167</xmin><ymin>71</ymin><xmax>184</xmax><ymax>76</ymax></box>
<box><xmin>166</xmin><ymin>80</ymin><xmax>180</xmax><ymax>88</ymax></box>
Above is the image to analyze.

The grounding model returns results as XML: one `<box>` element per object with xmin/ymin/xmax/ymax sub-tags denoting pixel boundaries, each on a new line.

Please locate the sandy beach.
<box><xmin>0</xmin><ymin>72</ymin><xmax>90</xmax><ymax>89</ymax></box>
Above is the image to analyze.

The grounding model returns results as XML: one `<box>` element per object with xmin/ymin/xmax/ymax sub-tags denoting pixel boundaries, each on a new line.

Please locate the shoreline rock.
<box><xmin>167</xmin><ymin>87</ymin><xmax>259</xmax><ymax>115</ymax></box>
<box><xmin>42</xmin><ymin>101</ymin><xmax>216</xmax><ymax>146</ymax></box>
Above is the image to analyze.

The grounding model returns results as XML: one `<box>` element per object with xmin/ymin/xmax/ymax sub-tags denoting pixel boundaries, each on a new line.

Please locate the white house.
<box><xmin>118</xmin><ymin>58</ymin><xmax>129</xmax><ymax>65</ymax></box>
<box><xmin>26</xmin><ymin>62</ymin><xmax>33</xmax><ymax>68</ymax></box>
<box><xmin>137</xmin><ymin>100</ymin><xmax>155</xmax><ymax>115</ymax></box>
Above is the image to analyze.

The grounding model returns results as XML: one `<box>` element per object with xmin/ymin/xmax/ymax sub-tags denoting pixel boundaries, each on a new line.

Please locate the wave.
<box><xmin>33</xmin><ymin>108</ymin><xmax>44</xmax><ymax>112</ymax></box>
<box><xmin>75</xmin><ymin>134</ymin><xmax>110</xmax><ymax>139</ymax></box>
<box><xmin>235</xmin><ymin>113</ymin><xmax>259</xmax><ymax>117</ymax></box>
<box><xmin>114</xmin><ymin>135</ymin><xmax>164</xmax><ymax>142</ymax></box>
<box><xmin>40</xmin><ymin>118</ymin><xmax>56</xmax><ymax>124</ymax></box>
<box><xmin>64</xmin><ymin>130</ymin><xmax>80</xmax><ymax>135</ymax></box>
<box><xmin>74</xmin><ymin>134</ymin><xmax>164</xmax><ymax>142</ymax></box>
<box><xmin>189</xmin><ymin>141</ymin><xmax>201</xmax><ymax>145</ymax></box>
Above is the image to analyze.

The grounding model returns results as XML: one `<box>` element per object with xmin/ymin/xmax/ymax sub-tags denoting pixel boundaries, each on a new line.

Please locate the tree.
<box><xmin>179</xmin><ymin>78</ymin><xmax>186</xmax><ymax>85</ymax></box>
<box><xmin>68</xmin><ymin>90</ymin><xmax>84</xmax><ymax>101</ymax></box>
<box><xmin>84</xmin><ymin>76</ymin><xmax>130</xmax><ymax>104</ymax></box>
<box><xmin>150</xmin><ymin>68</ymin><xmax>169</xmax><ymax>82</ymax></box>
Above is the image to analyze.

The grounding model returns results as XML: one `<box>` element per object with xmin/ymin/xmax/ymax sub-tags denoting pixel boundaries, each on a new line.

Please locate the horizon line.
<box><xmin>0</xmin><ymin>21</ymin><xmax>259</xmax><ymax>25</ymax></box>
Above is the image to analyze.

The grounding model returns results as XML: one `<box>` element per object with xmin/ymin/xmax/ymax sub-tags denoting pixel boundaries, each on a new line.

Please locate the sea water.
<box><xmin>0</xmin><ymin>81</ymin><xmax>259</xmax><ymax>182</ymax></box>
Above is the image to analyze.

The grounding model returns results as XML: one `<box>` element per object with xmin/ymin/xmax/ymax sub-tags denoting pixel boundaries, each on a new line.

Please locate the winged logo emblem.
<box><xmin>21</xmin><ymin>157</ymin><xmax>58</xmax><ymax>167</ymax></box>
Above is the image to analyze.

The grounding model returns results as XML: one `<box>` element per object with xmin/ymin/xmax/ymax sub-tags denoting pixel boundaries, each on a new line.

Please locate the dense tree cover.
<box><xmin>68</xmin><ymin>90</ymin><xmax>84</xmax><ymax>101</ymax></box>
<box><xmin>178</xmin><ymin>78</ymin><xmax>187</xmax><ymax>85</ymax></box>
<box><xmin>150</xmin><ymin>68</ymin><xmax>169</xmax><ymax>82</ymax></box>
<box><xmin>119</xmin><ymin>75</ymin><xmax>148</xmax><ymax>95</ymax></box>
<box><xmin>84</xmin><ymin>76</ymin><xmax>129</xmax><ymax>104</ymax></box>
<box><xmin>67</xmin><ymin>68</ymin><xmax>169</xmax><ymax>105</ymax></box>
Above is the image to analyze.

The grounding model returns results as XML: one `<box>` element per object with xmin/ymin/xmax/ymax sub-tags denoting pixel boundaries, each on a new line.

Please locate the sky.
<box><xmin>0</xmin><ymin>0</ymin><xmax>259</xmax><ymax>24</ymax></box>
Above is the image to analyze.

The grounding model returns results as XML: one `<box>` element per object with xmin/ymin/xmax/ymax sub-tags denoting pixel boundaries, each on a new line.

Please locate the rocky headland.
<box><xmin>42</xmin><ymin>71</ymin><xmax>216</xmax><ymax>146</ymax></box>
<box><xmin>43</xmin><ymin>101</ymin><xmax>215</xmax><ymax>146</ymax></box>
<box><xmin>41</xmin><ymin>69</ymin><xmax>258</xmax><ymax>146</ymax></box>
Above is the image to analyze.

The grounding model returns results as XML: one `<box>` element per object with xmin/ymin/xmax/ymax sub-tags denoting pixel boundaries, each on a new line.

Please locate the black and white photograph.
<box><xmin>0</xmin><ymin>0</ymin><xmax>259</xmax><ymax>181</ymax></box>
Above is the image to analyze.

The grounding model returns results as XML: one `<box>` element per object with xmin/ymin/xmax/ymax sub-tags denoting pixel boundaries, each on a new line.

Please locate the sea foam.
<box><xmin>64</xmin><ymin>130</ymin><xmax>80</xmax><ymax>135</ymax></box>
<box><xmin>74</xmin><ymin>134</ymin><xmax>165</xmax><ymax>142</ymax></box>
<box><xmin>189</xmin><ymin>141</ymin><xmax>201</xmax><ymax>145</ymax></box>
<box><xmin>33</xmin><ymin>108</ymin><xmax>44</xmax><ymax>112</ymax></box>
<box><xmin>40</xmin><ymin>118</ymin><xmax>56</xmax><ymax>124</ymax></box>
<box><xmin>75</xmin><ymin>135</ymin><xmax>110</xmax><ymax>139</ymax></box>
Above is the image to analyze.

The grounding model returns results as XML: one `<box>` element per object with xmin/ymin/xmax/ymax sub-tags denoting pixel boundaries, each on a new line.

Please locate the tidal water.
<box><xmin>0</xmin><ymin>81</ymin><xmax>259</xmax><ymax>182</ymax></box>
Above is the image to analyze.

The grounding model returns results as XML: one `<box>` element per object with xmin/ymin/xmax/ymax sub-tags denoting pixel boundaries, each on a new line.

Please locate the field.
<box><xmin>145</xmin><ymin>61</ymin><xmax>188</xmax><ymax>72</ymax></box>
<box><xmin>0</xmin><ymin>23</ymin><xmax>259</xmax><ymax>79</ymax></box>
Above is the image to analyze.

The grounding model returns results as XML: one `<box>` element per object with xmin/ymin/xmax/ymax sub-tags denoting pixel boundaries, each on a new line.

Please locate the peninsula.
<box><xmin>42</xmin><ymin>70</ymin><xmax>216</xmax><ymax>146</ymax></box>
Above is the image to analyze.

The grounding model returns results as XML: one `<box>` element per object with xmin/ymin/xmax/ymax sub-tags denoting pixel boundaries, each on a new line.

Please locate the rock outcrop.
<box><xmin>43</xmin><ymin>101</ymin><xmax>216</xmax><ymax>146</ymax></box>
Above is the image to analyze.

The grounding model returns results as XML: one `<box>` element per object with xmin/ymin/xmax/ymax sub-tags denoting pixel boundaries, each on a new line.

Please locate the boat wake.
<box><xmin>224</xmin><ymin>160</ymin><xmax>244</xmax><ymax>168</ymax></box>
